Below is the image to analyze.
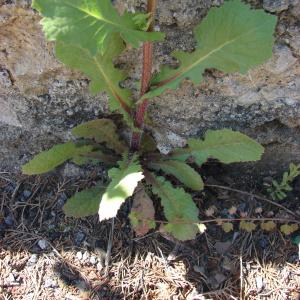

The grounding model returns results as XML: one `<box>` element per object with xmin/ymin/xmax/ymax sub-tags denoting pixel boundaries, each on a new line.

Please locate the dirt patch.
<box><xmin>0</xmin><ymin>165</ymin><xmax>299</xmax><ymax>299</ymax></box>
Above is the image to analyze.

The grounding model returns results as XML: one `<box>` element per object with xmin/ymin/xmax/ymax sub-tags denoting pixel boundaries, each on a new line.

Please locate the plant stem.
<box><xmin>131</xmin><ymin>0</ymin><xmax>157</xmax><ymax>150</ymax></box>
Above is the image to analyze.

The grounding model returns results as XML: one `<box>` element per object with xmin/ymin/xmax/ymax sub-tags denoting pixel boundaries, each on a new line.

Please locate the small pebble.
<box><xmin>74</xmin><ymin>231</ymin><xmax>85</xmax><ymax>246</ymax></box>
<box><xmin>4</xmin><ymin>215</ymin><xmax>14</xmax><ymax>226</ymax></box>
<box><xmin>82</xmin><ymin>251</ymin><xmax>90</xmax><ymax>261</ymax></box>
<box><xmin>28</xmin><ymin>254</ymin><xmax>38</xmax><ymax>265</ymax></box>
<box><xmin>8</xmin><ymin>273</ymin><xmax>15</xmax><ymax>282</ymax></box>
<box><xmin>23</xmin><ymin>190</ymin><xmax>32</xmax><ymax>199</ymax></box>
<box><xmin>44</xmin><ymin>278</ymin><xmax>58</xmax><ymax>288</ymax></box>
<box><xmin>38</xmin><ymin>239</ymin><xmax>49</xmax><ymax>250</ymax></box>
<box><xmin>90</xmin><ymin>256</ymin><xmax>97</xmax><ymax>265</ymax></box>
<box><xmin>57</xmin><ymin>193</ymin><xmax>67</xmax><ymax>207</ymax></box>
<box><xmin>76</xmin><ymin>251</ymin><xmax>83</xmax><ymax>260</ymax></box>
<box><xmin>193</xmin><ymin>265</ymin><xmax>205</xmax><ymax>274</ymax></box>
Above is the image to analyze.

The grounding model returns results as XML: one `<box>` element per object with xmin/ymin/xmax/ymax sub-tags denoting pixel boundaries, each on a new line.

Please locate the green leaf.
<box><xmin>56</xmin><ymin>38</ymin><xmax>133</xmax><ymax>124</ymax></box>
<box><xmin>171</xmin><ymin>129</ymin><xmax>264</xmax><ymax>166</ymax></box>
<box><xmin>145</xmin><ymin>0</ymin><xmax>276</xmax><ymax>99</ymax></box>
<box><xmin>22</xmin><ymin>142</ymin><xmax>93</xmax><ymax>175</ymax></box>
<box><xmin>72</xmin><ymin>150</ymin><xmax>118</xmax><ymax>166</ymax></box>
<box><xmin>99</xmin><ymin>155</ymin><xmax>144</xmax><ymax>221</ymax></box>
<box><xmin>139</xmin><ymin>133</ymin><xmax>157</xmax><ymax>154</ymax></box>
<box><xmin>71</xmin><ymin>119</ymin><xmax>127</xmax><ymax>154</ymax></box>
<box><xmin>32</xmin><ymin>0</ymin><xmax>164</xmax><ymax>55</ymax></box>
<box><xmin>147</xmin><ymin>174</ymin><xmax>199</xmax><ymax>241</ymax></box>
<box><xmin>149</xmin><ymin>160</ymin><xmax>204</xmax><ymax>191</ymax></box>
<box><xmin>63</xmin><ymin>186</ymin><xmax>105</xmax><ymax>218</ymax></box>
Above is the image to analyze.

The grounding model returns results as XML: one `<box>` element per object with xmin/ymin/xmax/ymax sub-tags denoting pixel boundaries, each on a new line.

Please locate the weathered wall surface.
<box><xmin>0</xmin><ymin>0</ymin><xmax>299</xmax><ymax>174</ymax></box>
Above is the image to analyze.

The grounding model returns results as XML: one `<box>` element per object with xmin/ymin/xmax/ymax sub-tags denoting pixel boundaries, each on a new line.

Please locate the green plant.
<box><xmin>267</xmin><ymin>163</ymin><xmax>300</xmax><ymax>201</ymax></box>
<box><xmin>23</xmin><ymin>0</ymin><xmax>277</xmax><ymax>241</ymax></box>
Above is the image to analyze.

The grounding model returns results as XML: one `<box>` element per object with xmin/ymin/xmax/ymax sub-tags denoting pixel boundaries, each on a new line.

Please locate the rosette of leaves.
<box><xmin>23</xmin><ymin>0</ymin><xmax>276</xmax><ymax>240</ymax></box>
<box><xmin>23</xmin><ymin>121</ymin><xmax>264</xmax><ymax>240</ymax></box>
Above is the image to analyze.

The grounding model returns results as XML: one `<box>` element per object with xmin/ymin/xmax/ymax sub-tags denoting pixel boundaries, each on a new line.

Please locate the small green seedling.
<box><xmin>23</xmin><ymin>0</ymin><xmax>276</xmax><ymax>241</ymax></box>
<box><xmin>268</xmin><ymin>163</ymin><xmax>300</xmax><ymax>201</ymax></box>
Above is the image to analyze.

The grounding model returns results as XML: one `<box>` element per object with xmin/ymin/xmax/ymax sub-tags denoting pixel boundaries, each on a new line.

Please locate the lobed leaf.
<box><xmin>149</xmin><ymin>160</ymin><xmax>204</xmax><ymax>191</ymax></box>
<box><xmin>171</xmin><ymin>129</ymin><xmax>264</xmax><ymax>166</ymax></box>
<box><xmin>32</xmin><ymin>0</ymin><xmax>164</xmax><ymax>56</ymax></box>
<box><xmin>147</xmin><ymin>173</ymin><xmax>200</xmax><ymax>241</ymax></box>
<box><xmin>261</xmin><ymin>221</ymin><xmax>276</xmax><ymax>231</ymax></box>
<box><xmin>63</xmin><ymin>186</ymin><xmax>105</xmax><ymax>218</ymax></box>
<box><xmin>71</xmin><ymin>119</ymin><xmax>127</xmax><ymax>154</ymax></box>
<box><xmin>222</xmin><ymin>222</ymin><xmax>234</xmax><ymax>233</ymax></box>
<box><xmin>56</xmin><ymin>38</ymin><xmax>133</xmax><ymax>125</ymax></box>
<box><xmin>22</xmin><ymin>142</ymin><xmax>93</xmax><ymax>175</ymax></box>
<box><xmin>99</xmin><ymin>155</ymin><xmax>144</xmax><ymax>221</ymax></box>
<box><xmin>280</xmin><ymin>224</ymin><xmax>299</xmax><ymax>235</ymax></box>
<box><xmin>239</xmin><ymin>220</ymin><xmax>256</xmax><ymax>232</ymax></box>
<box><xmin>145</xmin><ymin>0</ymin><xmax>276</xmax><ymax>99</ymax></box>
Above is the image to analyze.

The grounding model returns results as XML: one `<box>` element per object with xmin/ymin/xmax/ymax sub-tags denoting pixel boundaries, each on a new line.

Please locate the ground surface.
<box><xmin>0</xmin><ymin>164</ymin><xmax>300</xmax><ymax>300</ymax></box>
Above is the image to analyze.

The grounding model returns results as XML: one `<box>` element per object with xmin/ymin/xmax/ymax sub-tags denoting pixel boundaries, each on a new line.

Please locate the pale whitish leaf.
<box><xmin>149</xmin><ymin>160</ymin><xmax>204</xmax><ymax>191</ymax></box>
<box><xmin>239</xmin><ymin>221</ymin><xmax>256</xmax><ymax>232</ymax></box>
<box><xmin>148</xmin><ymin>174</ymin><xmax>199</xmax><ymax>241</ymax></box>
<box><xmin>32</xmin><ymin>0</ymin><xmax>164</xmax><ymax>55</ymax></box>
<box><xmin>171</xmin><ymin>129</ymin><xmax>264</xmax><ymax>166</ymax></box>
<box><xmin>196</xmin><ymin>223</ymin><xmax>207</xmax><ymax>234</ymax></box>
<box><xmin>280</xmin><ymin>224</ymin><xmax>299</xmax><ymax>235</ymax></box>
<box><xmin>130</xmin><ymin>185</ymin><xmax>156</xmax><ymax>236</ymax></box>
<box><xmin>205</xmin><ymin>206</ymin><xmax>217</xmax><ymax>217</ymax></box>
<box><xmin>63</xmin><ymin>186</ymin><xmax>105</xmax><ymax>218</ymax></box>
<box><xmin>261</xmin><ymin>221</ymin><xmax>276</xmax><ymax>231</ymax></box>
<box><xmin>22</xmin><ymin>142</ymin><xmax>93</xmax><ymax>175</ymax></box>
<box><xmin>56</xmin><ymin>38</ymin><xmax>133</xmax><ymax>125</ymax></box>
<box><xmin>222</xmin><ymin>222</ymin><xmax>233</xmax><ymax>233</ymax></box>
<box><xmin>99</xmin><ymin>155</ymin><xmax>144</xmax><ymax>221</ymax></box>
<box><xmin>145</xmin><ymin>0</ymin><xmax>276</xmax><ymax>99</ymax></box>
<box><xmin>72</xmin><ymin>119</ymin><xmax>127</xmax><ymax>154</ymax></box>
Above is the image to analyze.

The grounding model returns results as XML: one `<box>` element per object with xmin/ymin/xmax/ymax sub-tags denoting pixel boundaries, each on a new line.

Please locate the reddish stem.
<box><xmin>131</xmin><ymin>0</ymin><xmax>157</xmax><ymax>150</ymax></box>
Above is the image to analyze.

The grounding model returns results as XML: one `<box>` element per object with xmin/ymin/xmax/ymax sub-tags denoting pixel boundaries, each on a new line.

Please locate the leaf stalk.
<box><xmin>131</xmin><ymin>0</ymin><xmax>157</xmax><ymax>150</ymax></box>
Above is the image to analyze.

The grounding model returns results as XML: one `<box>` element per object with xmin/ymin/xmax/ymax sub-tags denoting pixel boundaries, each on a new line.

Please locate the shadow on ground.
<box><xmin>0</xmin><ymin>164</ymin><xmax>300</xmax><ymax>299</ymax></box>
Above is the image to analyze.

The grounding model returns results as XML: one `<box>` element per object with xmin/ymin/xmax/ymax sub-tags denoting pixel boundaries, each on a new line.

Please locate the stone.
<box><xmin>82</xmin><ymin>251</ymin><xmax>90</xmax><ymax>261</ymax></box>
<box><xmin>37</xmin><ymin>239</ymin><xmax>49</xmax><ymax>250</ymax></box>
<box><xmin>0</xmin><ymin>0</ymin><xmax>299</xmax><ymax>177</ymax></box>
<box><xmin>76</xmin><ymin>251</ymin><xmax>83</xmax><ymax>261</ymax></box>
<box><xmin>89</xmin><ymin>256</ymin><xmax>98</xmax><ymax>265</ymax></box>
<box><xmin>263</xmin><ymin>0</ymin><xmax>289</xmax><ymax>12</ymax></box>
<box><xmin>44</xmin><ymin>277</ymin><xmax>58</xmax><ymax>288</ymax></box>
<box><xmin>27</xmin><ymin>254</ymin><xmax>38</xmax><ymax>265</ymax></box>
<box><xmin>74</xmin><ymin>231</ymin><xmax>85</xmax><ymax>246</ymax></box>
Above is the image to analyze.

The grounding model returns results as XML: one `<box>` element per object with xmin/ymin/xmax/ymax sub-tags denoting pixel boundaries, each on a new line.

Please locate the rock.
<box><xmin>74</xmin><ymin>231</ymin><xmax>85</xmax><ymax>246</ymax></box>
<box><xmin>256</xmin><ymin>276</ymin><xmax>265</xmax><ymax>293</ymax></box>
<box><xmin>0</xmin><ymin>0</ymin><xmax>299</xmax><ymax>176</ymax></box>
<box><xmin>263</xmin><ymin>0</ymin><xmax>289</xmax><ymax>12</ymax></box>
<box><xmin>193</xmin><ymin>265</ymin><xmax>206</xmax><ymax>275</ymax></box>
<box><xmin>215</xmin><ymin>241</ymin><xmax>231</xmax><ymax>255</ymax></box>
<box><xmin>90</xmin><ymin>256</ymin><xmax>98</xmax><ymax>265</ymax></box>
<box><xmin>37</xmin><ymin>239</ymin><xmax>49</xmax><ymax>250</ymax></box>
<box><xmin>8</xmin><ymin>273</ymin><xmax>15</xmax><ymax>283</ymax></box>
<box><xmin>27</xmin><ymin>254</ymin><xmax>38</xmax><ymax>265</ymax></box>
<box><xmin>76</xmin><ymin>251</ymin><xmax>83</xmax><ymax>261</ymax></box>
<box><xmin>56</xmin><ymin>193</ymin><xmax>67</xmax><ymax>208</ymax></box>
<box><xmin>44</xmin><ymin>277</ymin><xmax>58</xmax><ymax>288</ymax></box>
<box><xmin>82</xmin><ymin>251</ymin><xmax>90</xmax><ymax>261</ymax></box>
<box><xmin>4</xmin><ymin>215</ymin><xmax>13</xmax><ymax>226</ymax></box>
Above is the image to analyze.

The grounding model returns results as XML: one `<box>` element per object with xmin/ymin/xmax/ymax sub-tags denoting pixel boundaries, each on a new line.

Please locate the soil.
<box><xmin>0</xmin><ymin>163</ymin><xmax>300</xmax><ymax>300</ymax></box>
